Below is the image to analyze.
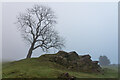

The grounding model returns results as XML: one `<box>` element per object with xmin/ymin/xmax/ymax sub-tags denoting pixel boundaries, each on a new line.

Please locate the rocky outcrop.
<box><xmin>41</xmin><ymin>51</ymin><xmax>101</xmax><ymax>72</ymax></box>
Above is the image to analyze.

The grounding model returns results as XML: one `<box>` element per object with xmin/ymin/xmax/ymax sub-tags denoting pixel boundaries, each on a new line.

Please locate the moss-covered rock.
<box><xmin>40</xmin><ymin>51</ymin><xmax>101</xmax><ymax>72</ymax></box>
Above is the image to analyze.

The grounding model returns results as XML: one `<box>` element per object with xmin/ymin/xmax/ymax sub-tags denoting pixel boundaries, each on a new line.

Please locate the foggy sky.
<box><xmin>2</xmin><ymin>2</ymin><xmax>118</xmax><ymax>64</ymax></box>
<box><xmin>0</xmin><ymin>3</ymin><xmax>2</xmax><ymax>63</ymax></box>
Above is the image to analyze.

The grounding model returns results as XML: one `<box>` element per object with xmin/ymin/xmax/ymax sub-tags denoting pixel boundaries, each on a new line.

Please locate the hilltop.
<box><xmin>41</xmin><ymin>51</ymin><xmax>101</xmax><ymax>72</ymax></box>
<box><xmin>2</xmin><ymin>51</ymin><xmax>118</xmax><ymax>78</ymax></box>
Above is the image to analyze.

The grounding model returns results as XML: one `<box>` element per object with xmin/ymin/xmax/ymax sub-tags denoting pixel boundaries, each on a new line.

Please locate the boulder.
<box><xmin>68</xmin><ymin>51</ymin><xmax>79</xmax><ymax>61</ymax></box>
<box><xmin>92</xmin><ymin>61</ymin><xmax>99</xmax><ymax>64</ymax></box>
<box><xmin>58</xmin><ymin>72</ymin><xmax>76</xmax><ymax>80</ymax></box>
<box><xmin>81</xmin><ymin>54</ymin><xmax>91</xmax><ymax>59</ymax></box>
<box><xmin>41</xmin><ymin>51</ymin><xmax>101</xmax><ymax>72</ymax></box>
<box><xmin>56</xmin><ymin>51</ymin><xmax>69</xmax><ymax>57</ymax></box>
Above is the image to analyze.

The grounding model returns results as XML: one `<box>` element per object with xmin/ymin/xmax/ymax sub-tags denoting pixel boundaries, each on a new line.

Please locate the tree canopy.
<box><xmin>99</xmin><ymin>55</ymin><xmax>110</xmax><ymax>66</ymax></box>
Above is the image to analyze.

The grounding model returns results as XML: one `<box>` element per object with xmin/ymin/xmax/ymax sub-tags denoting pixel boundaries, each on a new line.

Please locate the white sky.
<box><xmin>0</xmin><ymin>0</ymin><xmax>119</xmax><ymax>2</ymax></box>
<box><xmin>2</xmin><ymin>2</ymin><xmax>118</xmax><ymax>64</ymax></box>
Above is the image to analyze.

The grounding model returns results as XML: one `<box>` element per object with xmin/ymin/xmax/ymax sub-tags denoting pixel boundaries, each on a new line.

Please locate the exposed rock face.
<box><xmin>42</xmin><ymin>51</ymin><xmax>101</xmax><ymax>72</ymax></box>
<box><xmin>56</xmin><ymin>51</ymin><xmax>79</xmax><ymax>61</ymax></box>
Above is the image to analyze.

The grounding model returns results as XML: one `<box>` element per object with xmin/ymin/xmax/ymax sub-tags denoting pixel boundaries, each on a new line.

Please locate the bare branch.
<box><xmin>16</xmin><ymin>4</ymin><xmax>65</xmax><ymax>58</ymax></box>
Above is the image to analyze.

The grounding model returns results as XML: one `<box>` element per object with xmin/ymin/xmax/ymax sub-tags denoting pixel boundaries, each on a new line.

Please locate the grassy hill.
<box><xmin>0</xmin><ymin>62</ymin><xmax>2</xmax><ymax>79</ymax></box>
<box><xmin>2</xmin><ymin>54</ymin><xmax>118</xmax><ymax>78</ymax></box>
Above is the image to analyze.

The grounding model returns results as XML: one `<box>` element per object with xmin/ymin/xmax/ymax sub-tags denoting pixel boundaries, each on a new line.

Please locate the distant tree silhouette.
<box><xmin>16</xmin><ymin>5</ymin><xmax>65</xmax><ymax>58</ymax></box>
<box><xmin>99</xmin><ymin>55</ymin><xmax>110</xmax><ymax>66</ymax></box>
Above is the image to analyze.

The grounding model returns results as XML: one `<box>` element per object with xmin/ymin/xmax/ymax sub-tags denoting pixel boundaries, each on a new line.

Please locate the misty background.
<box><xmin>2</xmin><ymin>2</ymin><xmax>118</xmax><ymax>64</ymax></box>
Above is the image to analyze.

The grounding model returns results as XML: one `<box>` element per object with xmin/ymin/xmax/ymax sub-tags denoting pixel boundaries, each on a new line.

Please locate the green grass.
<box><xmin>0</xmin><ymin>62</ymin><xmax>2</xmax><ymax>79</ymax></box>
<box><xmin>102</xmin><ymin>65</ymin><xmax>118</xmax><ymax>71</ymax></box>
<box><xmin>2</xmin><ymin>57</ymin><xmax>118</xmax><ymax>78</ymax></box>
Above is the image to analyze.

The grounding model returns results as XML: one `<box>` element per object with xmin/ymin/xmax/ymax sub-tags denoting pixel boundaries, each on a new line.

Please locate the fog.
<box><xmin>2</xmin><ymin>2</ymin><xmax>118</xmax><ymax>64</ymax></box>
<box><xmin>0</xmin><ymin>3</ymin><xmax>2</xmax><ymax>63</ymax></box>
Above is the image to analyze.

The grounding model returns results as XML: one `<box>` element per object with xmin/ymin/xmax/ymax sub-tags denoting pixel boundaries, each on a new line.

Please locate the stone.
<box><xmin>41</xmin><ymin>51</ymin><xmax>101</xmax><ymax>73</ymax></box>
<box><xmin>81</xmin><ymin>54</ymin><xmax>91</xmax><ymax>59</ymax></box>
<box><xmin>92</xmin><ymin>61</ymin><xmax>99</xmax><ymax>64</ymax></box>
<box><xmin>68</xmin><ymin>51</ymin><xmax>79</xmax><ymax>61</ymax></box>
<box><xmin>58</xmin><ymin>72</ymin><xmax>76</xmax><ymax>80</ymax></box>
<box><xmin>56</xmin><ymin>51</ymin><xmax>69</xmax><ymax>57</ymax></box>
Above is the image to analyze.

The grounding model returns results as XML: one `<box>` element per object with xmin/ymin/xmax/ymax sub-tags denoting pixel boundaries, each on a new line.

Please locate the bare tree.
<box><xmin>16</xmin><ymin>5</ymin><xmax>65</xmax><ymax>58</ymax></box>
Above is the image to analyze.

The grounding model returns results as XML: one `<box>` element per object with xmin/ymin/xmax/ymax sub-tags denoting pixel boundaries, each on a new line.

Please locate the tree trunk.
<box><xmin>26</xmin><ymin>41</ymin><xmax>35</xmax><ymax>59</ymax></box>
<box><xmin>26</xmin><ymin>47</ymin><xmax>33</xmax><ymax>58</ymax></box>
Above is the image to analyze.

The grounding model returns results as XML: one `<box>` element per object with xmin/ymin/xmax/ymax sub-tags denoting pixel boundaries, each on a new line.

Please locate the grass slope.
<box><xmin>2</xmin><ymin>56</ymin><xmax>118</xmax><ymax>78</ymax></box>
<box><xmin>0</xmin><ymin>62</ymin><xmax>2</xmax><ymax>79</ymax></box>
